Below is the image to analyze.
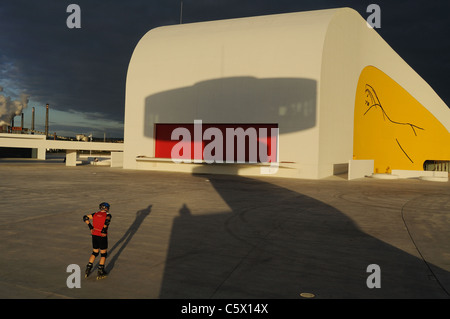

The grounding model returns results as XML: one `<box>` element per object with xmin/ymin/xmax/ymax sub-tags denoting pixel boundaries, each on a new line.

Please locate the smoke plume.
<box><xmin>0</xmin><ymin>86</ymin><xmax>29</xmax><ymax>126</ymax></box>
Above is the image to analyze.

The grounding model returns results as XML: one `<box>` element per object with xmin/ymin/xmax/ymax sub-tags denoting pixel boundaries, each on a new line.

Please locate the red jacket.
<box><xmin>92</xmin><ymin>211</ymin><xmax>110</xmax><ymax>237</ymax></box>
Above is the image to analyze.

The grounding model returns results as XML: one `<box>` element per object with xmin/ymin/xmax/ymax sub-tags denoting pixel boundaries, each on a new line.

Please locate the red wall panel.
<box><xmin>155</xmin><ymin>123</ymin><xmax>278</xmax><ymax>163</ymax></box>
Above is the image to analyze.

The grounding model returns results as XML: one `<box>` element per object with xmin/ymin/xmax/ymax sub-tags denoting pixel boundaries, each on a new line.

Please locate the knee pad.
<box><xmin>92</xmin><ymin>251</ymin><xmax>99</xmax><ymax>257</ymax></box>
<box><xmin>101</xmin><ymin>252</ymin><xmax>107</xmax><ymax>258</ymax></box>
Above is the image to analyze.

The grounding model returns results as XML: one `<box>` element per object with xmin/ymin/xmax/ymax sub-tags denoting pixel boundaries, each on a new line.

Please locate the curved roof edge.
<box><xmin>321</xmin><ymin>7</ymin><xmax>450</xmax><ymax>132</ymax></box>
<box><xmin>127</xmin><ymin>8</ymin><xmax>342</xmax><ymax>81</ymax></box>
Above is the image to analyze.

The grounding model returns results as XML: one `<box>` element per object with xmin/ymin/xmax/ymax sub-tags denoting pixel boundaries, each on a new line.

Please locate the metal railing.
<box><xmin>424</xmin><ymin>160</ymin><xmax>450</xmax><ymax>172</ymax></box>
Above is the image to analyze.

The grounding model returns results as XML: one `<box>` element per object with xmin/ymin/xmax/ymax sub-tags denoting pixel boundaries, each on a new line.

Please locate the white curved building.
<box><xmin>123</xmin><ymin>7</ymin><xmax>450</xmax><ymax>179</ymax></box>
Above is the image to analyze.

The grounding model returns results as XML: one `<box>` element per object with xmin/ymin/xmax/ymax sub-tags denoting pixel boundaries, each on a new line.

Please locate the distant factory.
<box><xmin>1</xmin><ymin>103</ymin><xmax>74</xmax><ymax>141</ymax></box>
<box><xmin>2</xmin><ymin>103</ymin><xmax>44</xmax><ymax>134</ymax></box>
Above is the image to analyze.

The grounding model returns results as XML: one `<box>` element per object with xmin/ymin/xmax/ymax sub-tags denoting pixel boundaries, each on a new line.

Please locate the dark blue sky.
<box><xmin>0</xmin><ymin>0</ymin><xmax>449</xmax><ymax>138</ymax></box>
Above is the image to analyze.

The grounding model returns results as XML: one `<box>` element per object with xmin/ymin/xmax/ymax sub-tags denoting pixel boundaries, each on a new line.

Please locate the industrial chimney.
<box><xmin>45</xmin><ymin>103</ymin><xmax>49</xmax><ymax>138</ymax></box>
<box><xmin>31</xmin><ymin>107</ymin><xmax>35</xmax><ymax>133</ymax></box>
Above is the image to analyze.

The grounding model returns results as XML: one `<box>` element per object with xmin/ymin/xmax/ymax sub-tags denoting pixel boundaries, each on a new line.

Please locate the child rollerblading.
<box><xmin>83</xmin><ymin>202</ymin><xmax>112</xmax><ymax>280</ymax></box>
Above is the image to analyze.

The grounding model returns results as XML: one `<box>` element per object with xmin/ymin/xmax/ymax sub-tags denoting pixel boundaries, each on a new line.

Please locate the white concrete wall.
<box><xmin>348</xmin><ymin>159</ymin><xmax>374</xmax><ymax>180</ymax></box>
<box><xmin>0</xmin><ymin>133</ymin><xmax>47</xmax><ymax>159</ymax></box>
<box><xmin>0</xmin><ymin>133</ymin><xmax>123</xmax><ymax>162</ymax></box>
<box><xmin>111</xmin><ymin>151</ymin><xmax>124</xmax><ymax>168</ymax></box>
<box><xmin>0</xmin><ymin>133</ymin><xmax>123</xmax><ymax>151</ymax></box>
<box><xmin>124</xmin><ymin>9</ymin><xmax>338</xmax><ymax>178</ymax></box>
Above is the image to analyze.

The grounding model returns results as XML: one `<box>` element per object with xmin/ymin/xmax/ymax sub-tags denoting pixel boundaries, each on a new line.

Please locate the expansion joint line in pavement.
<box><xmin>400</xmin><ymin>199</ymin><xmax>450</xmax><ymax>297</ymax></box>
<box><xmin>209</xmin><ymin>197</ymin><xmax>303</xmax><ymax>298</ymax></box>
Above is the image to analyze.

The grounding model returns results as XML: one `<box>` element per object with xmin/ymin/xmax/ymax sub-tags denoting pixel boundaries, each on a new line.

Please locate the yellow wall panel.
<box><xmin>354</xmin><ymin>66</ymin><xmax>450</xmax><ymax>173</ymax></box>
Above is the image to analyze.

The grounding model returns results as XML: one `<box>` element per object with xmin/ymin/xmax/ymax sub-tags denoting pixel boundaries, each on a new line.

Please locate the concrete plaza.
<box><xmin>0</xmin><ymin>156</ymin><xmax>449</xmax><ymax>299</ymax></box>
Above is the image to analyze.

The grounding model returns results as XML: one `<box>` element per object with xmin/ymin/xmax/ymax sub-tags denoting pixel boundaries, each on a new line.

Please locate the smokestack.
<box><xmin>21</xmin><ymin>113</ymin><xmax>24</xmax><ymax>129</ymax></box>
<box><xmin>0</xmin><ymin>86</ymin><xmax>29</xmax><ymax>127</ymax></box>
<box><xmin>45</xmin><ymin>103</ymin><xmax>49</xmax><ymax>138</ymax></box>
<box><xmin>31</xmin><ymin>107</ymin><xmax>35</xmax><ymax>132</ymax></box>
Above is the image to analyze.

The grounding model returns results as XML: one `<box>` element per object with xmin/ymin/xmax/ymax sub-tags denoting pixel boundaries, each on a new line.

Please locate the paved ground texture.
<box><xmin>1</xmin><ymin>157</ymin><xmax>450</xmax><ymax>300</ymax></box>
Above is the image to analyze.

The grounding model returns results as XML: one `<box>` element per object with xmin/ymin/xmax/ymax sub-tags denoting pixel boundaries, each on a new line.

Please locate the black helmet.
<box><xmin>99</xmin><ymin>202</ymin><xmax>110</xmax><ymax>210</ymax></box>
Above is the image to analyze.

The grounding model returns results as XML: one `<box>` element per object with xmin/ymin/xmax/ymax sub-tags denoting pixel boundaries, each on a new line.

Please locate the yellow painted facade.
<box><xmin>353</xmin><ymin>66</ymin><xmax>450</xmax><ymax>173</ymax></box>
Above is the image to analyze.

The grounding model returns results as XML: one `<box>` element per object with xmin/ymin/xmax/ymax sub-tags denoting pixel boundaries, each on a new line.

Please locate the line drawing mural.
<box><xmin>363</xmin><ymin>84</ymin><xmax>424</xmax><ymax>164</ymax></box>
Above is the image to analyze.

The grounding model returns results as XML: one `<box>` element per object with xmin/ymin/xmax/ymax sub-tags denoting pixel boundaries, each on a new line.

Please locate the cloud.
<box><xmin>0</xmin><ymin>1</ymin><xmax>179</xmax><ymax>123</ymax></box>
<box><xmin>0</xmin><ymin>0</ymin><xmax>449</xmax><ymax>138</ymax></box>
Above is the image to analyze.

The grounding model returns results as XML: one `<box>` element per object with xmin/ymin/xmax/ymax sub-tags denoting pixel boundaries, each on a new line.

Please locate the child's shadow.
<box><xmin>104</xmin><ymin>204</ymin><xmax>152</xmax><ymax>273</ymax></box>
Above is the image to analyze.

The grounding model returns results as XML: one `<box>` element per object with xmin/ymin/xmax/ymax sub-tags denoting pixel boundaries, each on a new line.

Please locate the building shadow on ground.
<box><xmin>158</xmin><ymin>172</ymin><xmax>450</xmax><ymax>299</ymax></box>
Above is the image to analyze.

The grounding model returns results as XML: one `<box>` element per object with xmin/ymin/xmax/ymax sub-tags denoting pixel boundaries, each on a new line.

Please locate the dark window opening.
<box><xmin>423</xmin><ymin>160</ymin><xmax>450</xmax><ymax>172</ymax></box>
